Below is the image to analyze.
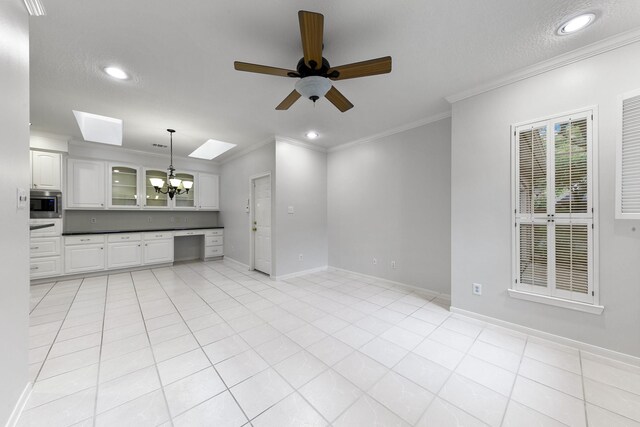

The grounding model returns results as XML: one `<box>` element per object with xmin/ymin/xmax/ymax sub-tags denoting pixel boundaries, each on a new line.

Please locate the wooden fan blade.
<box><xmin>328</xmin><ymin>56</ymin><xmax>392</xmax><ymax>80</ymax></box>
<box><xmin>234</xmin><ymin>61</ymin><xmax>297</xmax><ymax>78</ymax></box>
<box><xmin>324</xmin><ymin>86</ymin><xmax>353</xmax><ymax>112</ymax></box>
<box><xmin>298</xmin><ymin>10</ymin><xmax>324</xmax><ymax>70</ymax></box>
<box><xmin>276</xmin><ymin>90</ymin><xmax>302</xmax><ymax>110</ymax></box>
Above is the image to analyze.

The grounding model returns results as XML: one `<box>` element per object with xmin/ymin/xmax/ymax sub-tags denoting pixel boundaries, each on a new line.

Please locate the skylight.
<box><xmin>72</xmin><ymin>110</ymin><xmax>123</xmax><ymax>146</ymax></box>
<box><xmin>189</xmin><ymin>139</ymin><xmax>236</xmax><ymax>160</ymax></box>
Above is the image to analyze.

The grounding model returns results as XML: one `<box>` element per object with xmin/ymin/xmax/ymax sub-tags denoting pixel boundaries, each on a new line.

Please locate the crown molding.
<box><xmin>446</xmin><ymin>27</ymin><xmax>640</xmax><ymax>104</ymax></box>
<box><xmin>67</xmin><ymin>139</ymin><xmax>220</xmax><ymax>168</ymax></box>
<box><xmin>275</xmin><ymin>136</ymin><xmax>328</xmax><ymax>153</ymax></box>
<box><xmin>218</xmin><ymin>137</ymin><xmax>275</xmax><ymax>165</ymax></box>
<box><xmin>328</xmin><ymin>111</ymin><xmax>452</xmax><ymax>153</ymax></box>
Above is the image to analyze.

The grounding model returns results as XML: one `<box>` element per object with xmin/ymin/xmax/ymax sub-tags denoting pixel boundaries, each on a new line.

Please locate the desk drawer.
<box><xmin>143</xmin><ymin>232</ymin><xmax>173</xmax><ymax>240</ymax></box>
<box><xmin>108</xmin><ymin>233</ymin><xmax>141</xmax><ymax>243</ymax></box>
<box><xmin>205</xmin><ymin>229</ymin><xmax>223</xmax><ymax>237</ymax></box>
<box><xmin>205</xmin><ymin>236</ymin><xmax>223</xmax><ymax>246</ymax></box>
<box><xmin>205</xmin><ymin>246</ymin><xmax>224</xmax><ymax>258</ymax></box>
<box><xmin>65</xmin><ymin>235</ymin><xmax>106</xmax><ymax>245</ymax></box>
<box><xmin>174</xmin><ymin>229</ymin><xmax>203</xmax><ymax>237</ymax></box>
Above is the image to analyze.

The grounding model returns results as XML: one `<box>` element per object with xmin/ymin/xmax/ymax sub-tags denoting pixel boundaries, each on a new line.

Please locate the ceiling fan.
<box><xmin>234</xmin><ymin>10</ymin><xmax>392</xmax><ymax>112</ymax></box>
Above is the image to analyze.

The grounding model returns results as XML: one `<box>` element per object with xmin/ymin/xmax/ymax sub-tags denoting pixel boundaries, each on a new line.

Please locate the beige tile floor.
<box><xmin>20</xmin><ymin>260</ymin><xmax>640</xmax><ymax>426</ymax></box>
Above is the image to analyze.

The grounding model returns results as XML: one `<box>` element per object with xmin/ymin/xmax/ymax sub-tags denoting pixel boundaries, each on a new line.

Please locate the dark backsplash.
<box><xmin>64</xmin><ymin>210</ymin><xmax>219</xmax><ymax>233</ymax></box>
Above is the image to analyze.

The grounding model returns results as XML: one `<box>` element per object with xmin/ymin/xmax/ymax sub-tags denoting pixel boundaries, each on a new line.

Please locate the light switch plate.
<box><xmin>288</xmin><ymin>206</ymin><xmax>294</xmax><ymax>214</ymax></box>
<box><xmin>17</xmin><ymin>188</ymin><xmax>27</xmax><ymax>209</ymax></box>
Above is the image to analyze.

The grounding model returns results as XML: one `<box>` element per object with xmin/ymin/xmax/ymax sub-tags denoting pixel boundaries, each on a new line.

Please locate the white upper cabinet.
<box><xmin>108</xmin><ymin>163</ymin><xmax>141</xmax><ymax>209</ymax></box>
<box><xmin>31</xmin><ymin>150</ymin><xmax>62</xmax><ymax>190</ymax></box>
<box><xmin>172</xmin><ymin>171</ymin><xmax>196</xmax><ymax>209</ymax></box>
<box><xmin>198</xmin><ymin>173</ymin><xmax>220</xmax><ymax>210</ymax></box>
<box><xmin>67</xmin><ymin>159</ymin><xmax>106</xmax><ymax>209</ymax></box>
<box><xmin>143</xmin><ymin>168</ymin><xmax>170</xmax><ymax>209</ymax></box>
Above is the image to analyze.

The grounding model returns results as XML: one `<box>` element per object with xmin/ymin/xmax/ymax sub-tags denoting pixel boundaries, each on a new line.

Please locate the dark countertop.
<box><xmin>62</xmin><ymin>226</ymin><xmax>224</xmax><ymax>236</ymax></box>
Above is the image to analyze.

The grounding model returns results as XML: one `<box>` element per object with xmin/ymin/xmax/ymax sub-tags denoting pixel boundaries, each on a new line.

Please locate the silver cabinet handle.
<box><xmin>100</xmin><ymin>203</ymin><xmax>104</xmax><ymax>206</ymax></box>
<box><xmin>80</xmin><ymin>239</ymin><xmax>90</xmax><ymax>242</ymax></box>
<box><xmin>31</xmin><ymin>247</ymin><xmax>39</xmax><ymax>250</ymax></box>
<box><xmin>122</xmin><ymin>236</ymin><xmax>130</xmax><ymax>239</ymax></box>
<box><xmin>31</xmin><ymin>266</ymin><xmax>39</xmax><ymax>270</ymax></box>
<box><xmin>100</xmin><ymin>247</ymin><xmax>103</xmax><ymax>250</ymax></box>
<box><xmin>155</xmin><ymin>234</ymin><xmax>162</xmax><ymax>237</ymax></box>
<box><xmin>137</xmin><ymin>244</ymin><xmax>140</xmax><ymax>247</ymax></box>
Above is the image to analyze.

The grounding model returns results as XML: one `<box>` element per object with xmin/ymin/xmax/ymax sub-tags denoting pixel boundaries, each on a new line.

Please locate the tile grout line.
<box><xmin>149</xmin><ymin>266</ymin><xmax>254</xmax><ymax>425</ymax></box>
<box><xmin>129</xmin><ymin>270</ymin><xmax>175</xmax><ymax>427</ymax></box>
<box><xmin>91</xmin><ymin>275</ymin><xmax>110</xmax><ymax>427</ymax></box>
<box><xmin>498</xmin><ymin>332</ymin><xmax>529</xmax><ymax>427</ymax></box>
<box><xmin>179</xmin><ymin>262</ymin><xmax>334</xmax><ymax>426</ymax></box>
<box><xmin>30</xmin><ymin>279</ymin><xmax>86</xmax><ymax>386</ymax></box>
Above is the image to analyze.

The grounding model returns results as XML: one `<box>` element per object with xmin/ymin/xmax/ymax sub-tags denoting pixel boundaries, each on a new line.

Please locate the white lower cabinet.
<box><xmin>64</xmin><ymin>236</ymin><xmax>106</xmax><ymax>274</ymax></box>
<box><xmin>143</xmin><ymin>238</ymin><xmax>174</xmax><ymax>264</ymax></box>
<box><xmin>107</xmin><ymin>233</ymin><xmax>143</xmax><ymax>269</ymax></box>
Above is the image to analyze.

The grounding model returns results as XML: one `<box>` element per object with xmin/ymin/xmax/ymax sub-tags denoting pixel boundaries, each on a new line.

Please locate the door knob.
<box><xmin>252</xmin><ymin>227</ymin><xmax>257</xmax><ymax>231</ymax></box>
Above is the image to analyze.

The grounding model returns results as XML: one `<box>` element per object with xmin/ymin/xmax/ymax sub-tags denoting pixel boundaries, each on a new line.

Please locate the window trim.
<box><xmin>510</xmin><ymin>106</ymin><xmax>601</xmax><ymax>313</ymax></box>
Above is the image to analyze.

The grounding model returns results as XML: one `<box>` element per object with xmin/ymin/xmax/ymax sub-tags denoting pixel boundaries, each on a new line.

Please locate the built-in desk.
<box><xmin>30</xmin><ymin>227</ymin><xmax>225</xmax><ymax>281</ymax></box>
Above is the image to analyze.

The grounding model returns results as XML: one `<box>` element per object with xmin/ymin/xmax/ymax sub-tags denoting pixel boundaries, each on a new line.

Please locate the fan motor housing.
<box><xmin>289</xmin><ymin>57</ymin><xmax>339</xmax><ymax>79</ymax></box>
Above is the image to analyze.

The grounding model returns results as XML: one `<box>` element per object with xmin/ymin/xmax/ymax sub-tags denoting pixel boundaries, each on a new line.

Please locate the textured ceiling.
<box><xmin>29</xmin><ymin>0</ymin><xmax>640</xmax><ymax>160</ymax></box>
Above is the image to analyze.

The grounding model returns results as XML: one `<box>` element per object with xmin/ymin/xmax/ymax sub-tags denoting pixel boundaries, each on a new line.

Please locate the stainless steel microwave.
<box><xmin>30</xmin><ymin>190</ymin><xmax>62</xmax><ymax>218</ymax></box>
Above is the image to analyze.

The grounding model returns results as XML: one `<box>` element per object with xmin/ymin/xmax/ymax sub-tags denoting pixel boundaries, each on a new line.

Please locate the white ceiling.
<box><xmin>29</xmin><ymin>0</ymin><xmax>640</xmax><ymax>161</ymax></box>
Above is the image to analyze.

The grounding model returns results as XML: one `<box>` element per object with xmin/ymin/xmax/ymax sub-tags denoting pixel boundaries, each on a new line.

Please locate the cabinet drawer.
<box><xmin>30</xmin><ymin>256</ymin><xmax>62</xmax><ymax>278</ymax></box>
<box><xmin>29</xmin><ymin>219</ymin><xmax>62</xmax><ymax>237</ymax></box>
<box><xmin>30</xmin><ymin>237</ymin><xmax>61</xmax><ymax>258</ymax></box>
<box><xmin>204</xmin><ymin>229</ymin><xmax>223</xmax><ymax>237</ymax></box>
<box><xmin>107</xmin><ymin>233</ymin><xmax>141</xmax><ymax>243</ymax></box>
<box><xmin>204</xmin><ymin>246</ymin><xmax>224</xmax><ymax>258</ymax></box>
<box><xmin>143</xmin><ymin>232</ymin><xmax>173</xmax><ymax>240</ymax></box>
<box><xmin>65</xmin><ymin>235</ymin><xmax>106</xmax><ymax>245</ymax></box>
<box><xmin>205</xmin><ymin>236</ymin><xmax>223</xmax><ymax>246</ymax></box>
<box><xmin>174</xmin><ymin>229</ymin><xmax>203</xmax><ymax>237</ymax></box>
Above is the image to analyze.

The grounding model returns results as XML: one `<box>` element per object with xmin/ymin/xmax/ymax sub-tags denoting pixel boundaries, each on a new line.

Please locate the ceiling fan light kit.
<box><xmin>295</xmin><ymin>76</ymin><xmax>332</xmax><ymax>103</ymax></box>
<box><xmin>234</xmin><ymin>10</ymin><xmax>392</xmax><ymax>112</ymax></box>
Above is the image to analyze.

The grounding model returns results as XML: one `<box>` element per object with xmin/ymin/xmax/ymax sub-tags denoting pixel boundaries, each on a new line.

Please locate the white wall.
<box><xmin>328</xmin><ymin>119</ymin><xmax>452</xmax><ymax>294</ymax></box>
<box><xmin>219</xmin><ymin>142</ymin><xmax>275</xmax><ymax>266</ymax></box>
<box><xmin>451</xmin><ymin>42</ymin><xmax>640</xmax><ymax>357</ymax></box>
<box><xmin>0</xmin><ymin>0</ymin><xmax>30</xmax><ymax>423</ymax></box>
<box><xmin>274</xmin><ymin>140</ymin><xmax>328</xmax><ymax>277</ymax></box>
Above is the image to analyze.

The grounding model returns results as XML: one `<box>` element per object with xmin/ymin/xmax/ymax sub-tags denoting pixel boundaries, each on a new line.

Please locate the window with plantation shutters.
<box><xmin>617</xmin><ymin>91</ymin><xmax>640</xmax><ymax>219</ymax></box>
<box><xmin>512</xmin><ymin>109</ymin><xmax>597</xmax><ymax>308</ymax></box>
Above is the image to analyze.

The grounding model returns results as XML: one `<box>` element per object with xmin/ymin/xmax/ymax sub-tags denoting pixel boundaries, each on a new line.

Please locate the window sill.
<box><xmin>507</xmin><ymin>289</ymin><xmax>604</xmax><ymax>315</ymax></box>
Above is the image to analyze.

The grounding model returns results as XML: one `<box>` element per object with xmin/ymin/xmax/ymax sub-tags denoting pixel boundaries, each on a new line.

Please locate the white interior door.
<box><xmin>253</xmin><ymin>175</ymin><xmax>271</xmax><ymax>274</ymax></box>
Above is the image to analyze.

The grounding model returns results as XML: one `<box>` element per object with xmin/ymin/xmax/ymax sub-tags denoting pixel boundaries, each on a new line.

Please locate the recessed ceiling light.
<box><xmin>189</xmin><ymin>139</ymin><xmax>237</xmax><ymax>160</ymax></box>
<box><xmin>73</xmin><ymin>110</ymin><xmax>123</xmax><ymax>146</ymax></box>
<box><xmin>306</xmin><ymin>131</ymin><xmax>319</xmax><ymax>139</ymax></box>
<box><xmin>558</xmin><ymin>13</ymin><xmax>595</xmax><ymax>35</ymax></box>
<box><xmin>104</xmin><ymin>66</ymin><xmax>129</xmax><ymax>80</ymax></box>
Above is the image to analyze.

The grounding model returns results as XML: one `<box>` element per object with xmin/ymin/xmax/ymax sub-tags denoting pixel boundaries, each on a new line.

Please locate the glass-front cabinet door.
<box><xmin>173</xmin><ymin>172</ymin><xmax>196</xmax><ymax>209</ymax></box>
<box><xmin>144</xmin><ymin>169</ymin><xmax>170</xmax><ymax>209</ymax></box>
<box><xmin>109</xmin><ymin>164</ymin><xmax>140</xmax><ymax>208</ymax></box>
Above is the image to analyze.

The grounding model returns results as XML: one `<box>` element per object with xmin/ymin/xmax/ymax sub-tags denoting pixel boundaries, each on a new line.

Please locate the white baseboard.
<box><xmin>4</xmin><ymin>382</ymin><xmax>31</xmax><ymax>427</ymax></box>
<box><xmin>273</xmin><ymin>266</ymin><xmax>329</xmax><ymax>281</ymax></box>
<box><xmin>221</xmin><ymin>257</ymin><xmax>250</xmax><ymax>270</ymax></box>
<box><xmin>328</xmin><ymin>266</ymin><xmax>451</xmax><ymax>302</ymax></box>
<box><xmin>450</xmin><ymin>307</ymin><xmax>640</xmax><ymax>367</ymax></box>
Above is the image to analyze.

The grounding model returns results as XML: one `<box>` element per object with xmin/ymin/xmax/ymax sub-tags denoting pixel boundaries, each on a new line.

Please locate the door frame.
<box><xmin>249</xmin><ymin>171</ymin><xmax>273</xmax><ymax>275</ymax></box>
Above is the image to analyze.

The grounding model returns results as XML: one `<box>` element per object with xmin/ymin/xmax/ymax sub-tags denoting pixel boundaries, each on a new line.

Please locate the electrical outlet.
<box><xmin>391</xmin><ymin>261</ymin><xmax>396</xmax><ymax>269</ymax></box>
<box><xmin>472</xmin><ymin>283</ymin><xmax>482</xmax><ymax>295</ymax></box>
<box><xmin>298</xmin><ymin>254</ymin><xmax>303</xmax><ymax>261</ymax></box>
<box><xmin>90</xmin><ymin>218</ymin><xmax>97</xmax><ymax>224</ymax></box>
<box><xmin>373</xmin><ymin>258</ymin><xmax>377</xmax><ymax>265</ymax></box>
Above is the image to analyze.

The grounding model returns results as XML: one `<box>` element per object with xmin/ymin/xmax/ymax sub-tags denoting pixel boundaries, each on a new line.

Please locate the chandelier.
<box><xmin>148</xmin><ymin>129</ymin><xmax>193</xmax><ymax>200</ymax></box>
